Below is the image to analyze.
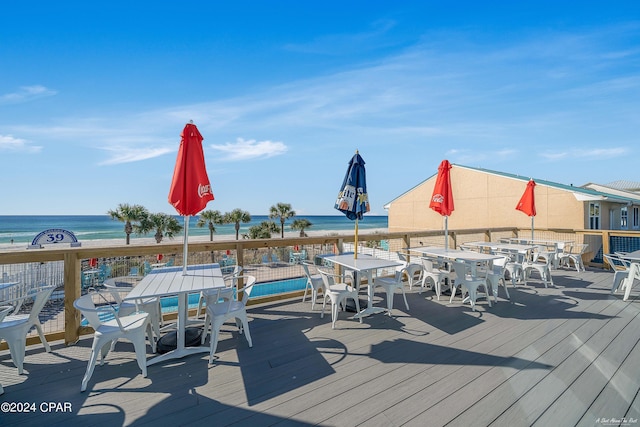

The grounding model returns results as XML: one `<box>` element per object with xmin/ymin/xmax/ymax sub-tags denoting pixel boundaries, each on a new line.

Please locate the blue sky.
<box><xmin>1</xmin><ymin>1</ymin><xmax>639</xmax><ymax>216</ymax></box>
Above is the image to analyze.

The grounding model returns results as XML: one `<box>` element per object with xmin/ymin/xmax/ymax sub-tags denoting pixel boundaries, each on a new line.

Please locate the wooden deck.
<box><xmin>2</xmin><ymin>266</ymin><xmax>640</xmax><ymax>426</ymax></box>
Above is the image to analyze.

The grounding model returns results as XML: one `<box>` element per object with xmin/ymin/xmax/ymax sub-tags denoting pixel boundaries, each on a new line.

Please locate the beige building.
<box><xmin>384</xmin><ymin>164</ymin><xmax>640</xmax><ymax>233</ymax></box>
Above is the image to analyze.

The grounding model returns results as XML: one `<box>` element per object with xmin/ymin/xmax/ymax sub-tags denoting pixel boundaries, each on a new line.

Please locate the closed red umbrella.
<box><xmin>169</xmin><ymin>122</ymin><xmax>214</xmax><ymax>274</ymax></box>
<box><xmin>516</xmin><ymin>179</ymin><xmax>536</xmax><ymax>240</ymax></box>
<box><xmin>429</xmin><ymin>160</ymin><xmax>454</xmax><ymax>250</ymax></box>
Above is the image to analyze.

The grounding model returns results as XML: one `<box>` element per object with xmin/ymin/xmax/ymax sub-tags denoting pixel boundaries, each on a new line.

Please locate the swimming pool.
<box><xmin>158</xmin><ymin>276</ymin><xmax>308</xmax><ymax>313</ymax></box>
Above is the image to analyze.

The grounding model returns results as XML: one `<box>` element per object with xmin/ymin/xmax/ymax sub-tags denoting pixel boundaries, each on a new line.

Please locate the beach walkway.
<box><xmin>1</xmin><ymin>266</ymin><xmax>639</xmax><ymax>426</ymax></box>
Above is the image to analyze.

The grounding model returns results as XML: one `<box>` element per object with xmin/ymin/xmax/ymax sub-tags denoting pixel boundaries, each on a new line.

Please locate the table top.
<box><xmin>125</xmin><ymin>264</ymin><xmax>225</xmax><ymax>300</ymax></box>
<box><xmin>408</xmin><ymin>246</ymin><xmax>502</xmax><ymax>262</ymax></box>
<box><xmin>465</xmin><ymin>241</ymin><xmax>536</xmax><ymax>253</ymax></box>
<box><xmin>322</xmin><ymin>253</ymin><xmax>402</xmax><ymax>272</ymax></box>
<box><xmin>617</xmin><ymin>250</ymin><xmax>640</xmax><ymax>261</ymax></box>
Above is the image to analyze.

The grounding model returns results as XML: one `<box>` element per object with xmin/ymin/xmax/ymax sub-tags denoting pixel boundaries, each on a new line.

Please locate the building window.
<box><xmin>589</xmin><ymin>202</ymin><xmax>600</xmax><ymax>230</ymax></box>
<box><xmin>621</xmin><ymin>206</ymin><xmax>628</xmax><ymax>229</ymax></box>
<box><xmin>633</xmin><ymin>207</ymin><xmax>639</xmax><ymax>229</ymax></box>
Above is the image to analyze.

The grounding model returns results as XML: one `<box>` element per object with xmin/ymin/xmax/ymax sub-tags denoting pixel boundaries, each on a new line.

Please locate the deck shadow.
<box><xmin>355</xmin><ymin>338</ymin><xmax>553</xmax><ymax>370</ymax></box>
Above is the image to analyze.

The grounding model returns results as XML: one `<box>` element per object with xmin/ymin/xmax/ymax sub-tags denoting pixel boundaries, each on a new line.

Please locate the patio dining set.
<box><xmin>3</xmin><ymin>238</ymin><xmax>638</xmax><ymax>396</ymax></box>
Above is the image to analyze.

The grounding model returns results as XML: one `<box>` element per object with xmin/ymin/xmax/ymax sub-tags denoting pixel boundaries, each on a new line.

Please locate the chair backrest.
<box><xmin>27</xmin><ymin>285</ymin><xmax>56</xmax><ymax>323</ymax></box>
<box><xmin>318</xmin><ymin>269</ymin><xmax>339</xmax><ymax>289</ymax></box>
<box><xmin>452</xmin><ymin>261</ymin><xmax>470</xmax><ymax>281</ymax></box>
<box><xmin>492</xmin><ymin>256</ymin><xmax>508</xmax><ymax>269</ymax></box>
<box><xmin>301</xmin><ymin>262</ymin><xmax>315</xmax><ymax>280</ymax></box>
<box><xmin>573</xmin><ymin>243</ymin><xmax>589</xmax><ymax>255</ymax></box>
<box><xmin>405</xmin><ymin>263</ymin><xmax>423</xmax><ymax>282</ymax></box>
<box><xmin>0</xmin><ymin>282</ymin><xmax>30</xmax><ymax>314</ymax></box>
<box><xmin>74</xmin><ymin>291</ymin><xmax>123</xmax><ymax>330</ymax></box>
<box><xmin>421</xmin><ymin>258</ymin><xmax>434</xmax><ymax>271</ymax></box>
<box><xmin>73</xmin><ymin>293</ymin><xmax>105</xmax><ymax>330</ymax></box>
<box><xmin>238</xmin><ymin>276</ymin><xmax>256</xmax><ymax>305</ymax></box>
<box><xmin>603</xmin><ymin>254</ymin><xmax>630</xmax><ymax>271</ymax></box>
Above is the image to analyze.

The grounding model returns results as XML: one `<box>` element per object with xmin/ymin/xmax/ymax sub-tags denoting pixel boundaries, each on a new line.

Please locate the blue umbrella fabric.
<box><xmin>335</xmin><ymin>151</ymin><xmax>370</xmax><ymax>258</ymax></box>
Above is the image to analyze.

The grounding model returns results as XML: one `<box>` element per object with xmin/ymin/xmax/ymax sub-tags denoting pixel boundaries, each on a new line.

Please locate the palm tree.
<box><xmin>224</xmin><ymin>208</ymin><xmax>251</xmax><ymax>240</ymax></box>
<box><xmin>196</xmin><ymin>210</ymin><xmax>224</xmax><ymax>241</ymax></box>
<box><xmin>247</xmin><ymin>221</ymin><xmax>279</xmax><ymax>239</ymax></box>
<box><xmin>137</xmin><ymin>213</ymin><xmax>183</xmax><ymax>243</ymax></box>
<box><xmin>269</xmin><ymin>202</ymin><xmax>296</xmax><ymax>238</ymax></box>
<box><xmin>107</xmin><ymin>203</ymin><xmax>149</xmax><ymax>245</ymax></box>
<box><xmin>290</xmin><ymin>218</ymin><xmax>313</xmax><ymax>237</ymax></box>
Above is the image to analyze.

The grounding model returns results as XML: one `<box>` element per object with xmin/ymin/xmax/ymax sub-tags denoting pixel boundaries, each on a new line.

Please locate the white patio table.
<box><xmin>322</xmin><ymin>254</ymin><xmax>402</xmax><ymax>319</ymax></box>
<box><xmin>124</xmin><ymin>263</ymin><xmax>224</xmax><ymax>366</ymax></box>
<box><xmin>464</xmin><ymin>241</ymin><xmax>535</xmax><ymax>255</ymax></box>
<box><xmin>617</xmin><ymin>250</ymin><xmax>640</xmax><ymax>261</ymax></box>
<box><xmin>407</xmin><ymin>246</ymin><xmax>502</xmax><ymax>276</ymax></box>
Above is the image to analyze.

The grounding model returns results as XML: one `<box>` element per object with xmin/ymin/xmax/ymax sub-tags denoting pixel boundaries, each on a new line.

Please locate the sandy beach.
<box><xmin>0</xmin><ymin>228</ymin><xmax>388</xmax><ymax>253</ymax></box>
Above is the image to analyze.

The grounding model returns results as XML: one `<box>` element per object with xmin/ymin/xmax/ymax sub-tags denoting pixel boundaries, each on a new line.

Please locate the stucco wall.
<box><xmin>387</xmin><ymin>165</ymin><xmax>586</xmax><ymax>233</ymax></box>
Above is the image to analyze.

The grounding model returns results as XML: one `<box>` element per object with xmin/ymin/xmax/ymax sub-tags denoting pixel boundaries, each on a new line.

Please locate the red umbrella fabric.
<box><xmin>169</xmin><ymin>122</ymin><xmax>214</xmax><ymax>216</ymax></box>
<box><xmin>516</xmin><ymin>179</ymin><xmax>536</xmax><ymax>217</ymax></box>
<box><xmin>168</xmin><ymin>122</ymin><xmax>214</xmax><ymax>274</ymax></box>
<box><xmin>516</xmin><ymin>179</ymin><xmax>536</xmax><ymax>239</ymax></box>
<box><xmin>430</xmin><ymin>160</ymin><xmax>454</xmax><ymax>250</ymax></box>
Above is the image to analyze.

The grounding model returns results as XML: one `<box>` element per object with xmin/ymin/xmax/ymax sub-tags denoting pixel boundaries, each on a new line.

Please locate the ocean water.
<box><xmin>0</xmin><ymin>215</ymin><xmax>388</xmax><ymax>245</ymax></box>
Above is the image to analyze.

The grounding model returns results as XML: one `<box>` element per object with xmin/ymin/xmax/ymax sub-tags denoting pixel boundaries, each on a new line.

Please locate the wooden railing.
<box><xmin>0</xmin><ymin>226</ymin><xmax>636</xmax><ymax>349</ymax></box>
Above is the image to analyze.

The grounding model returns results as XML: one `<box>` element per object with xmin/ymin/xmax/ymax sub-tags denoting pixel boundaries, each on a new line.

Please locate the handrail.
<box><xmin>0</xmin><ymin>225</ymin><xmax>633</xmax><ymax>348</ymax></box>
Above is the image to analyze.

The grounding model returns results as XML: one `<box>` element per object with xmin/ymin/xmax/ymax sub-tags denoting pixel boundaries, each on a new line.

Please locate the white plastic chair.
<box><xmin>482</xmin><ymin>256</ymin><xmax>509</xmax><ymax>301</ymax></box>
<box><xmin>373</xmin><ymin>266</ymin><xmax>410</xmax><ymax>316</ymax></box>
<box><xmin>104</xmin><ymin>277</ymin><xmax>162</xmax><ymax>343</ymax></box>
<box><xmin>621</xmin><ymin>262</ymin><xmax>640</xmax><ymax>302</ymax></box>
<box><xmin>407</xmin><ymin>262</ymin><xmax>424</xmax><ymax>292</ymax></box>
<box><xmin>0</xmin><ymin>284</ymin><xmax>55</xmax><ymax>374</ymax></box>
<box><xmin>301</xmin><ymin>262</ymin><xmax>325</xmax><ymax>310</ymax></box>
<box><xmin>451</xmin><ymin>261</ymin><xmax>492</xmax><ymax>311</ymax></box>
<box><xmin>604</xmin><ymin>254</ymin><xmax>631</xmax><ymax>294</ymax></box>
<box><xmin>318</xmin><ymin>269</ymin><xmax>362</xmax><ymax>329</ymax></box>
<box><xmin>558</xmin><ymin>243</ymin><xmax>588</xmax><ymax>272</ymax></box>
<box><xmin>523</xmin><ymin>247</ymin><xmax>554</xmax><ymax>287</ymax></box>
<box><xmin>74</xmin><ymin>290</ymin><xmax>155</xmax><ymax>392</ymax></box>
<box><xmin>420</xmin><ymin>258</ymin><xmax>451</xmax><ymax>299</ymax></box>
<box><xmin>196</xmin><ymin>265</ymin><xmax>241</xmax><ymax>319</ymax></box>
<box><xmin>0</xmin><ymin>303</ymin><xmax>9</xmax><ymax>396</ymax></box>
<box><xmin>201</xmin><ymin>275</ymin><xmax>255</xmax><ymax>364</ymax></box>
<box><xmin>500</xmin><ymin>250</ymin><xmax>525</xmax><ymax>287</ymax></box>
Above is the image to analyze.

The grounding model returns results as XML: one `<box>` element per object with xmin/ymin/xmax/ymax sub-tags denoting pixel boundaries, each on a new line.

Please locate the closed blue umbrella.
<box><xmin>335</xmin><ymin>150</ymin><xmax>370</xmax><ymax>258</ymax></box>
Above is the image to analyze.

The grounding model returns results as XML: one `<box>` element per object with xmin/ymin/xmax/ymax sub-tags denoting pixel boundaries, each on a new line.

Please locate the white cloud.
<box><xmin>99</xmin><ymin>146</ymin><xmax>174</xmax><ymax>165</ymax></box>
<box><xmin>541</xmin><ymin>147</ymin><xmax>628</xmax><ymax>161</ymax></box>
<box><xmin>0</xmin><ymin>85</ymin><xmax>57</xmax><ymax>104</ymax></box>
<box><xmin>209</xmin><ymin>138</ymin><xmax>288</xmax><ymax>161</ymax></box>
<box><xmin>0</xmin><ymin>134</ymin><xmax>42</xmax><ymax>153</ymax></box>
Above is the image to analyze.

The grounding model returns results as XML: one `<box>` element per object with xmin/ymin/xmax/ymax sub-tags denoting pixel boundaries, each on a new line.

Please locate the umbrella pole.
<box><xmin>182</xmin><ymin>215</ymin><xmax>189</xmax><ymax>275</ymax></box>
<box><xmin>354</xmin><ymin>219</ymin><xmax>359</xmax><ymax>259</ymax></box>
<box><xmin>531</xmin><ymin>216</ymin><xmax>535</xmax><ymax>241</ymax></box>
<box><xmin>444</xmin><ymin>216</ymin><xmax>449</xmax><ymax>251</ymax></box>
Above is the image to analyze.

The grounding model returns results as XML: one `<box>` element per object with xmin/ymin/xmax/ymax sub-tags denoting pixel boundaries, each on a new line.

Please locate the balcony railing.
<box><xmin>0</xmin><ymin>226</ymin><xmax>635</xmax><ymax>350</ymax></box>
